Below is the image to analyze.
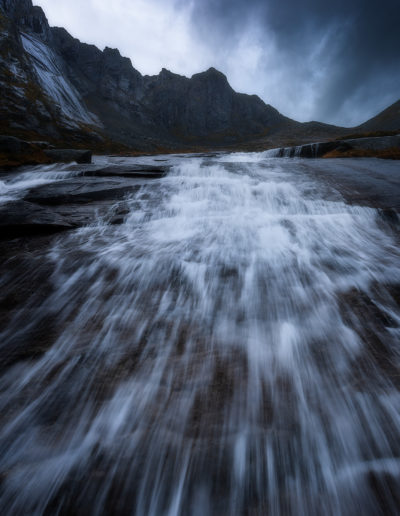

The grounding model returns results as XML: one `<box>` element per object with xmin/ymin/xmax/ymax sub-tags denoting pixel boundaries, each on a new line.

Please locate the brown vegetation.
<box><xmin>323</xmin><ymin>147</ymin><xmax>400</xmax><ymax>160</ymax></box>
<box><xmin>0</xmin><ymin>147</ymin><xmax>51</xmax><ymax>169</ymax></box>
<box><xmin>336</xmin><ymin>129</ymin><xmax>400</xmax><ymax>141</ymax></box>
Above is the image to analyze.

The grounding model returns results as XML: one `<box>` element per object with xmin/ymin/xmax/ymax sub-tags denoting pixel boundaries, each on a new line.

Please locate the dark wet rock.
<box><xmin>49</xmin><ymin>201</ymin><xmax>120</xmax><ymax>227</ymax></box>
<box><xmin>347</xmin><ymin>134</ymin><xmax>400</xmax><ymax>151</ymax></box>
<box><xmin>44</xmin><ymin>149</ymin><xmax>92</xmax><ymax>164</ymax></box>
<box><xmin>301</xmin><ymin>159</ymin><xmax>400</xmax><ymax>211</ymax></box>
<box><xmin>0</xmin><ymin>136</ymin><xmax>93</xmax><ymax>169</ymax></box>
<box><xmin>30</xmin><ymin>140</ymin><xmax>53</xmax><ymax>149</ymax></box>
<box><xmin>367</xmin><ymin>469</ymin><xmax>400</xmax><ymax>515</ymax></box>
<box><xmin>109</xmin><ymin>215</ymin><xmax>125</xmax><ymax>225</ymax></box>
<box><xmin>273</xmin><ymin>140</ymin><xmax>351</xmax><ymax>158</ymax></box>
<box><xmin>339</xmin><ymin>286</ymin><xmax>399</xmax><ymax>387</ymax></box>
<box><xmin>83</xmin><ymin>164</ymin><xmax>169</xmax><ymax>178</ymax></box>
<box><xmin>377</xmin><ymin>208</ymin><xmax>400</xmax><ymax>229</ymax></box>
<box><xmin>0</xmin><ymin>136</ymin><xmax>52</xmax><ymax>169</ymax></box>
<box><xmin>0</xmin><ymin>201</ymin><xmax>75</xmax><ymax>239</ymax></box>
<box><xmin>24</xmin><ymin>177</ymin><xmax>143</xmax><ymax>205</ymax></box>
<box><xmin>0</xmin><ymin>135</ymin><xmax>32</xmax><ymax>154</ymax></box>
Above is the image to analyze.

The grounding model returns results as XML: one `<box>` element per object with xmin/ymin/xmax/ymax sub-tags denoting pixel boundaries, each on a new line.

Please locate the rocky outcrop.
<box><xmin>0</xmin><ymin>135</ymin><xmax>51</xmax><ymax>167</ymax></box>
<box><xmin>0</xmin><ymin>0</ymin><xmax>104</xmax><ymax>148</ymax></box>
<box><xmin>0</xmin><ymin>135</ymin><xmax>93</xmax><ymax>167</ymax></box>
<box><xmin>0</xmin><ymin>135</ymin><xmax>32</xmax><ymax>154</ymax></box>
<box><xmin>0</xmin><ymin>135</ymin><xmax>92</xmax><ymax>169</ymax></box>
<box><xmin>0</xmin><ymin>161</ymin><xmax>173</xmax><ymax>240</ymax></box>
<box><xmin>270</xmin><ymin>135</ymin><xmax>400</xmax><ymax>159</ymax></box>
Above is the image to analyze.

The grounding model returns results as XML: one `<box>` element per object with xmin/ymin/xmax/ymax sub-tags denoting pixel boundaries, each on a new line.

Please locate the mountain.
<box><xmin>0</xmin><ymin>0</ymin><xmax>106</xmax><ymax>148</ymax></box>
<box><xmin>357</xmin><ymin>99</ymin><xmax>400</xmax><ymax>133</ymax></box>
<box><xmin>0</xmin><ymin>0</ymin><xmax>397</xmax><ymax>153</ymax></box>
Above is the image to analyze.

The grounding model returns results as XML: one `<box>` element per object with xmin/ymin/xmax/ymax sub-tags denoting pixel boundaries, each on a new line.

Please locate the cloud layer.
<box><xmin>34</xmin><ymin>0</ymin><xmax>400</xmax><ymax>126</ymax></box>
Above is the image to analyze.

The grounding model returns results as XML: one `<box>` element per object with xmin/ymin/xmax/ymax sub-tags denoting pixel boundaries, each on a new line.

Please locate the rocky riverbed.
<box><xmin>0</xmin><ymin>153</ymin><xmax>399</xmax><ymax>515</ymax></box>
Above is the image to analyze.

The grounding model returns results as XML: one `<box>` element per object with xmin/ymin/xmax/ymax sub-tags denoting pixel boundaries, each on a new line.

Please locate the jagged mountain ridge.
<box><xmin>0</xmin><ymin>0</ymin><xmax>398</xmax><ymax>152</ymax></box>
<box><xmin>0</xmin><ymin>0</ymin><xmax>293</xmax><ymax>150</ymax></box>
<box><xmin>0</xmin><ymin>0</ymin><xmax>336</xmax><ymax>150</ymax></box>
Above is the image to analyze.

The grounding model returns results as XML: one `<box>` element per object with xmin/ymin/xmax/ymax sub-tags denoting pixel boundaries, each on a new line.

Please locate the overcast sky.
<box><xmin>33</xmin><ymin>0</ymin><xmax>400</xmax><ymax>127</ymax></box>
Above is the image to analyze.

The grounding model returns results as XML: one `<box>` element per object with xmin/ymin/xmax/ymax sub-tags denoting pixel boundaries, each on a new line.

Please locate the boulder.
<box><xmin>44</xmin><ymin>149</ymin><xmax>92</xmax><ymax>164</ymax></box>
<box><xmin>0</xmin><ymin>135</ymin><xmax>32</xmax><ymax>154</ymax></box>
<box><xmin>0</xmin><ymin>136</ymin><xmax>50</xmax><ymax>169</ymax></box>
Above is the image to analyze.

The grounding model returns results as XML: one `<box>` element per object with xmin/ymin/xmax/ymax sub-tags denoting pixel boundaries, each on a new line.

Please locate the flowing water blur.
<box><xmin>0</xmin><ymin>154</ymin><xmax>400</xmax><ymax>515</ymax></box>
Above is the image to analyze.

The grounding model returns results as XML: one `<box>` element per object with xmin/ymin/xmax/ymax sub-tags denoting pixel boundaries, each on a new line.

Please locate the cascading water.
<box><xmin>0</xmin><ymin>154</ymin><xmax>399</xmax><ymax>515</ymax></box>
<box><xmin>0</xmin><ymin>163</ymin><xmax>85</xmax><ymax>203</ymax></box>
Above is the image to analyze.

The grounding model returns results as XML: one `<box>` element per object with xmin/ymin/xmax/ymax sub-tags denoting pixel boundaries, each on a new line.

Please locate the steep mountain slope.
<box><xmin>357</xmin><ymin>99</ymin><xmax>400</xmax><ymax>132</ymax></box>
<box><xmin>0</xmin><ymin>0</ymin><xmax>105</xmax><ymax>147</ymax></box>
<box><xmin>1</xmin><ymin>0</ymin><xmax>294</xmax><ymax>150</ymax></box>
<box><xmin>49</xmin><ymin>27</ymin><xmax>293</xmax><ymax>147</ymax></box>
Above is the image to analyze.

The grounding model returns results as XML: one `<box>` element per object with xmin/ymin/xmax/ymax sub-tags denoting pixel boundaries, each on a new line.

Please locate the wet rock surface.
<box><xmin>0</xmin><ymin>154</ymin><xmax>399</xmax><ymax>515</ymax></box>
<box><xmin>0</xmin><ymin>136</ymin><xmax>95</xmax><ymax>169</ymax></box>
<box><xmin>24</xmin><ymin>177</ymin><xmax>143</xmax><ymax>205</ymax></box>
<box><xmin>272</xmin><ymin>134</ymin><xmax>400</xmax><ymax>159</ymax></box>
<box><xmin>0</xmin><ymin>136</ymin><xmax>50</xmax><ymax>168</ymax></box>
<box><xmin>298</xmin><ymin>158</ymin><xmax>400</xmax><ymax>211</ymax></box>
<box><xmin>0</xmin><ymin>161</ymin><xmax>172</xmax><ymax>238</ymax></box>
<box><xmin>82</xmin><ymin>164</ymin><xmax>170</xmax><ymax>178</ymax></box>
<box><xmin>0</xmin><ymin>200</ymin><xmax>75</xmax><ymax>238</ymax></box>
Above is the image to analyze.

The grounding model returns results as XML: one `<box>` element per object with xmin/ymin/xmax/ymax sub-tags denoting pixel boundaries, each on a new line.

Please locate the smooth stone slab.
<box><xmin>24</xmin><ymin>177</ymin><xmax>144</xmax><ymax>205</ymax></box>
<box><xmin>0</xmin><ymin>201</ymin><xmax>75</xmax><ymax>239</ymax></box>
<box><xmin>44</xmin><ymin>149</ymin><xmax>92</xmax><ymax>164</ymax></box>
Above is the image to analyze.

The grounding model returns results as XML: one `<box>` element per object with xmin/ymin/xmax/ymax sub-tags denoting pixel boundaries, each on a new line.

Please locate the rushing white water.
<box><xmin>0</xmin><ymin>163</ymin><xmax>85</xmax><ymax>203</ymax></box>
<box><xmin>0</xmin><ymin>155</ymin><xmax>399</xmax><ymax>515</ymax></box>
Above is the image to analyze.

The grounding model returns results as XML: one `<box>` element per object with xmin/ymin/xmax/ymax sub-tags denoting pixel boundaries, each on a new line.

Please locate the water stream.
<box><xmin>0</xmin><ymin>154</ymin><xmax>399</xmax><ymax>515</ymax></box>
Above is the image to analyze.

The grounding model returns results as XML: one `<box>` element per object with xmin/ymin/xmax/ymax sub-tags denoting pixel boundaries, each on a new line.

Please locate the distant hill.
<box><xmin>357</xmin><ymin>99</ymin><xmax>400</xmax><ymax>132</ymax></box>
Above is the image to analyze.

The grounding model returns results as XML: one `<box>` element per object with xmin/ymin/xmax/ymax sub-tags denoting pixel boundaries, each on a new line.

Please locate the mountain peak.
<box><xmin>104</xmin><ymin>46</ymin><xmax>121</xmax><ymax>57</ymax></box>
<box><xmin>1</xmin><ymin>0</ymin><xmax>51</xmax><ymax>41</ymax></box>
<box><xmin>0</xmin><ymin>0</ymin><xmax>33</xmax><ymax>15</ymax></box>
<box><xmin>193</xmin><ymin>67</ymin><xmax>228</xmax><ymax>82</ymax></box>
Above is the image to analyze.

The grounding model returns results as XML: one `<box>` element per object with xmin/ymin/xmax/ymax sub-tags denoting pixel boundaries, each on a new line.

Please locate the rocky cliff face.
<box><xmin>50</xmin><ymin>25</ymin><xmax>291</xmax><ymax>147</ymax></box>
<box><xmin>0</xmin><ymin>0</ymin><xmax>104</xmax><ymax>148</ymax></box>
<box><xmin>2</xmin><ymin>0</ymin><xmax>396</xmax><ymax>152</ymax></box>
<box><xmin>0</xmin><ymin>0</ymin><xmax>302</xmax><ymax>150</ymax></box>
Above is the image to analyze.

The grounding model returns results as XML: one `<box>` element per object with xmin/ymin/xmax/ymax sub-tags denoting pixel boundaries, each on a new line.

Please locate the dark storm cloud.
<box><xmin>182</xmin><ymin>0</ymin><xmax>400</xmax><ymax>125</ymax></box>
